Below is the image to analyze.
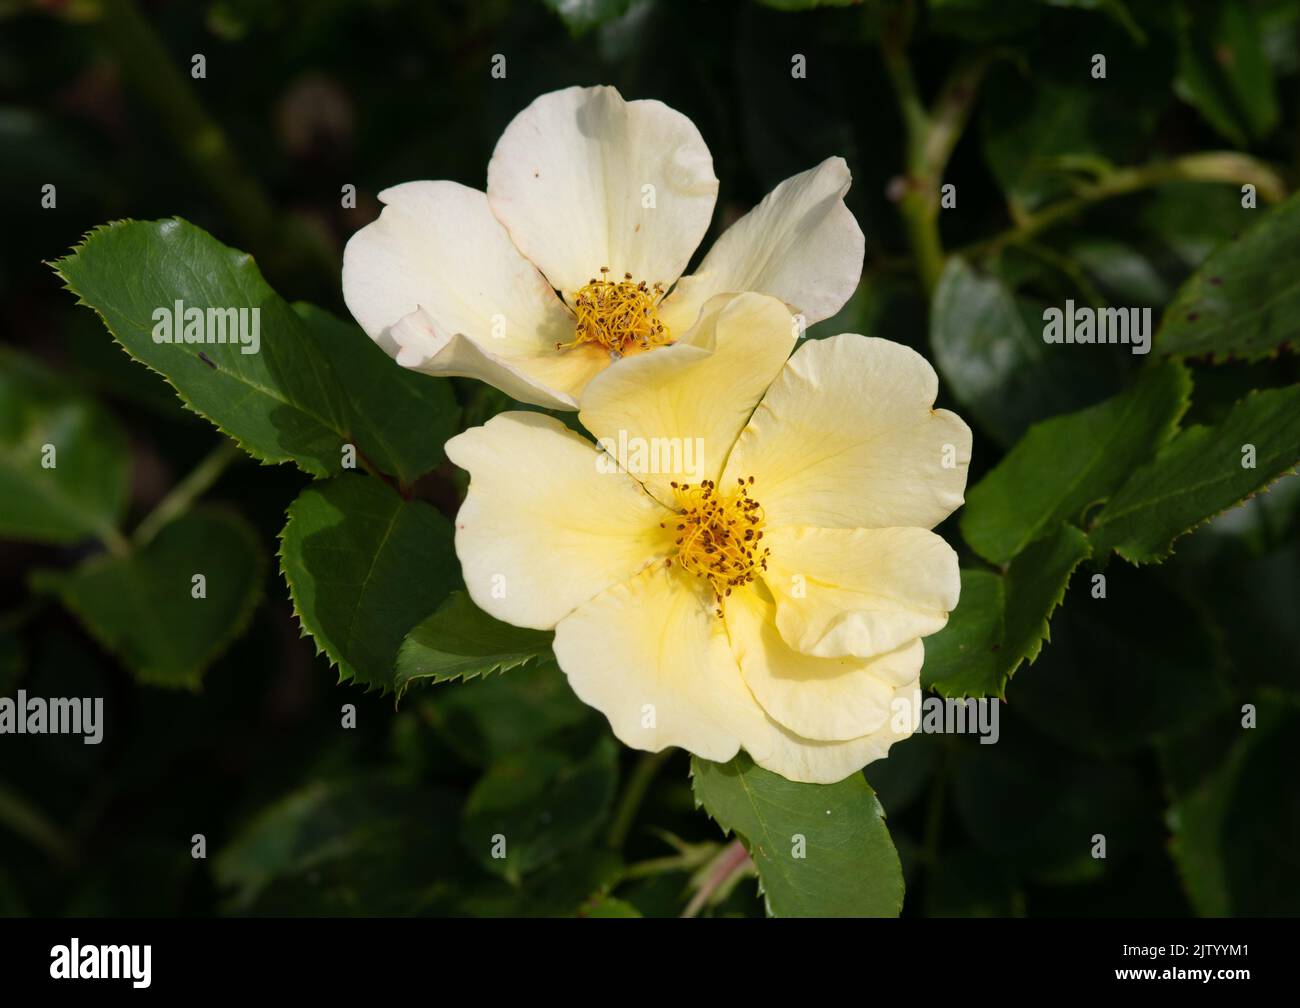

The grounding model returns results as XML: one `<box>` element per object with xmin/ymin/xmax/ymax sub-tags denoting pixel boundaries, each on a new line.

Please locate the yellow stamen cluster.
<box><xmin>662</xmin><ymin>477</ymin><xmax>768</xmax><ymax>616</ymax></box>
<box><xmin>559</xmin><ymin>267</ymin><xmax>671</xmax><ymax>356</ymax></box>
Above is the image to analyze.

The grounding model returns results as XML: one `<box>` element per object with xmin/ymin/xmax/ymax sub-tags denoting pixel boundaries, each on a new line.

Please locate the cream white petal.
<box><xmin>388</xmin><ymin>307</ymin><xmax>606</xmax><ymax>410</ymax></box>
<box><xmin>342</xmin><ymin>179</ymin><xmax>573</xmax><ymax>354</ymax></box>
<box><xmin>722</xmin><ymin>334</ymin><xmax>971</xmax><ymax>530</ymax></box>
<box><xmin>553</xmin><ymin>564</ymin><xmax>772</xmax><ymax>762</ymax></box>
<box><xmin>578</xmin><ymin>292</ymin><xmax>796</xmax><ymax>504</ymax></box>
<box><xmin>659</xmin><ymin>157</ymin><xmax>865</xmax><ymax>335</ymax></box>
<box><xmin>747</xmin><ymin>682</ymin><xmax>922</xmax><ymax>785</ymax></box>
<box><xmin>725</xmin><ymin>586</ymin><xmax>922</xmax><ymax>743</ymax></box>
<box><xmin>486</xmin><ymin>85</ymin><xmax>719</xmax><ymax>299</ymax></box>
<box><xmin>444</xmin><ymin>411</ymin><xmax>671</xmax><ymax>630</ymax></box>
<box><xmin>763</xmin><ymin>526</ymin><xmax>960</xmax><ymax>660</ymax></box>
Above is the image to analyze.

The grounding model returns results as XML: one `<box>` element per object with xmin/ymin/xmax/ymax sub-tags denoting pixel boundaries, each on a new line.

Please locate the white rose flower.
<box><xmin>342</xmin><ymin>85</ymin><xmax>864</xmax><ymax>409</ymax></box>
<box><xmin>444</xmin><ymin>293</ymin><xmax>971</xmax><ymax>784</ymax></box>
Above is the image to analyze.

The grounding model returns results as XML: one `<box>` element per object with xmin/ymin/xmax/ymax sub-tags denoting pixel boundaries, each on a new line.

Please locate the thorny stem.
<box><xmin>619</xmin><ymin>854</ymin><xmax>701</xmax><ymax>881</ymax></box>
<box><xmin>606</xmin><ymin>748</ymin><xmax>674</xmax><ymax>849</ymax></box>
<box><xmin>963</xmin><ymin>152</ymin><xmax>1288</xmax><ymax>259</ymax></box>
<box><xmin>98</xmin><ymin>525</ymin><xmax>132</xmax><ymax>558</ymax></box>
<box><xmin>354</xmin><ymin>445</ymin><xmax>409</xmax><ymax>499</ymax></box>
<box><xmin>880</xmin><ymin>3</ymin><xmax>992</xmax><ymax>295</ymax></box>
<box><xmin>921</xmin><ymin>56</ymin><xmax>994</xmax><ymax>178</ymax></box>
<box><xmin>878</xmin><ymin>12</ymin><xmax>1287</xmax><ymax>292</ymax></box>
<box><xmin>880</xmin><ymin>4</ymin><xmax>929</xmax><ymax>164</ymax></box>
<box><xmin>681</xmin><ymin>838</ymin><xmax>752</xmax><ymax>918</ymax></box>
<box><xmin>133</xmin><ymin>440</ymin><xmax>244</xmax><ymax>546</ymax></box>
<box><xmin>896</xmin><ymin>185</ymin><xmax>947</xmax><ymax>298</ymax></box>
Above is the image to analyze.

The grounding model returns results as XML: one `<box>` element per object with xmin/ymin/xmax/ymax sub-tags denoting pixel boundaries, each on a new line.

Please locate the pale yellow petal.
<box><xmin>747</xmin><ymin>682</ymin><xmax>922</xmax><ymax>785</ymax></box>
<box><xmin>341</xmin><ymin>180</ymin><xmax>571</xmax><ymax>357</ymax></box>
<box><xmin>388</xmin><ymin>307</ymin><xmax>607</xmax><ymax>410</ymax></box>
<box><xmin>659</xmin><ymin>157</ymin><xmax>864</xmax><ymax>335</ymax></box>
<box><xmin>578</xmin><ymin>293</ymin><xmax>796</xmax><ymax>503</ymax></box>
<box><xmin>553</xmin><ymin>564</ymin><xmax>771</xmax><ymax>761</ymax></box>
<box><xmin>444</xmin><ymin>412</ymin><xmax>671</xmax><ymax>630</ymax></box>
<box><xmin>722</xmin><ymin>334</ymin><xmax>971</xmax><ymax>530</ymax></box>
<box><xmin>487</xmin><ymin>85</ymin><xmax>718</xmax><ymax>299</ymax></box>
<box><xmin>725</xmin><ymin>585</ymin><xmax>922</xmax><ymax>742</ymax></box>
<box><xmin>763</xmin><ymin>526</ymin><xmax>959</xmax><ymax>659</ymax></box>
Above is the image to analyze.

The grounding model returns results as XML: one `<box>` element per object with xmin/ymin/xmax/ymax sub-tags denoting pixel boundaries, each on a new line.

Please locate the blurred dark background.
<box><xmin>1</xmin><ymin>0</ymin><xmax>1297</xmax><ymax>916</ymax></box>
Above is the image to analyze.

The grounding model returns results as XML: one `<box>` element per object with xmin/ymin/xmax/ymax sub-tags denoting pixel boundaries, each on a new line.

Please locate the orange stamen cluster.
<box><xmin>559</xmin><ymin>267</ymin><xmax>671</xmax><ymax>356</ymax></box>
<box><xmin>662</xmin><ymin>477</ymin><xmax>768</xmax><ymax>616</ymax></box>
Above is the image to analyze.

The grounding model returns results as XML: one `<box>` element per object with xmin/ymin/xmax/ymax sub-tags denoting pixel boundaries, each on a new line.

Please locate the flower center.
<box><xmin>559</xmin><ymin>267</ymin><xmax>672</xmax><ymax>356</ymax></box>
<box><xmin>662</xmin><ymin>477</ymin><xmax>769</xmax><ymax>616</ymax></box>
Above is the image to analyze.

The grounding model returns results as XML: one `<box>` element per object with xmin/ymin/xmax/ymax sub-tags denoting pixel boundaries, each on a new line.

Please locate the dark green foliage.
<box><xmin>2</xmin><ymin>0</ymin><xmax>1298</xmax><ymax>918</ymax></box>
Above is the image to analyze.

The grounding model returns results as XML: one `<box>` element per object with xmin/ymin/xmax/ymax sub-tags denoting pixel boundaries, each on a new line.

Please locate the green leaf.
<box><xmin>53</xmin><ymin>218</ymin><xmax>351</xmax><ymax>477</ymax></box>
<box><xmin>1063</xmin><ymin>237</ymin><xmax>1174</xmax><ymax>307</ymax></box>
<box><xmin>421</xmin><ymin>658</ymin><xmax>597</xmax><ymax>766</ymax></box>
<box><xmin>930</xmin><ymin>258</ymin><xmax>1120</xmax><ymax>447</ymax></box>
<box><xmin>961</xmin><ymin>362</ymin><xmax>1191</xmax><ymax>564</ymax></box>
<box><xmin>54</xmin><ymin>220</ymin><xmax>458</xmax><ymax>485</ymax></box>
<box><xmin>975</xmin><ymin>524</ymin><xmax>1090</xmax><ymax>677</ymax></box>
<box><xmin>1175</xmin><ymin>0</ymin><xmax>1278</xmax><ymax>147</ymax></box>
<box><xmin>1156</xmin><ymin>192</ymin><xmax>1300</xmax><ymax>362</ymax></box>
<box><xmin>921</xmin><ymin>569</ymin><xmax>1004</xmax><ymax>697</ymax></box>
<box><xmin>278</xmin><ymin>474</ymin><xmax>457</xmax><ymax>691</ymax></box>
<box><xmin>690</xmin><ymin>752</ymin><xmax>903</xmax><ymax>918</ymax></box>
<box><xmin>59</xmin><ymin>304</ymin><xmax>192</xmax><ymax>420</ymax></box>
<box><xmin>924</xmin><ymin>524</ymin><xmax>1092</xmax><ymax>698</ymax></box>
<box><xmin>292</xmin><ymin>302</ymin><xmax>459</xmax><ymax>486</ymax></box>
<box><xmin>1161</xmin><ymin>696</ymin><xmax>1300</xmax><ymax>916</ymax></box>
<box><xmin>0</xmin><ymin>348</ymin><xmax>128</xmax><ymax>546</ymax></box>
<box><xmin>54</xmin><ymin>219</ymin><xmax>459</xmax><ymax>484</ymax></box>
<box><xmin>395</xmin><ymin>591</ymin><xmax>553</xmax><ymax>693</ymax></box>
<box><xmin>461</xmin><ymin>736</ymin><xmax>618</xmax><ymax>883</ymax></box>
<box><xmin>31</xmin><ymin>509</ymin><xmax>264</xmax><ymax>688</ymax></box>
<box><xmin>1089</xmin><ymin>383</ymin><xmax>1300</xmax><ymax>562</ymax></box>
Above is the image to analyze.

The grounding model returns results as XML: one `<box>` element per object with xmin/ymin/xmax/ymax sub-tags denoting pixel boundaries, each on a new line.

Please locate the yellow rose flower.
<box><xmin>342</xmin><ymin>85</ymin><xmax>863</xmax><ymax>410</ymax></box>
<box><xmin>445</xmin><ymin>293</ymin><xmax>971</xmax><ymax>784</ymax></box>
